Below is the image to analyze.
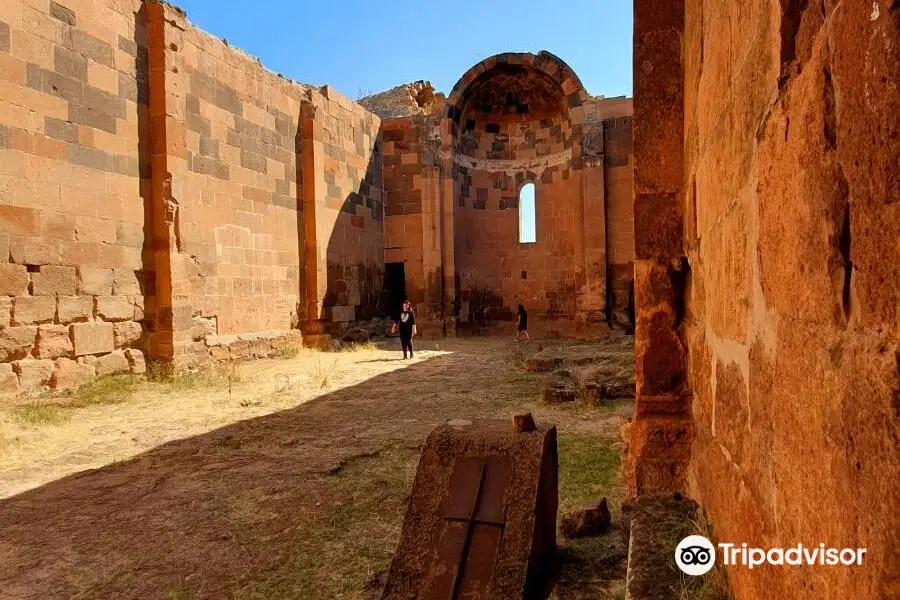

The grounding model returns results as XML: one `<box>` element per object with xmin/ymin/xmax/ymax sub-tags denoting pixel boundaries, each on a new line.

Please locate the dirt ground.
<box><xmin>0</xmin><ymin>335</ymin><xmax>634</xmax><ymax>600</ymax></box>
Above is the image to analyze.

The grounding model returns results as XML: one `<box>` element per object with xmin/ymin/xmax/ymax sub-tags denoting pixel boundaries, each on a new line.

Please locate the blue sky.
<box><xmin>172</xmin><ymin>0</ymin><xmax>633</xmax><ymax>100</ymax></box>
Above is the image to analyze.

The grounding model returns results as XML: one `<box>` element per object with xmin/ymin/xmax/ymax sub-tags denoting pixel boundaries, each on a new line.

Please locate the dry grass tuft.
<box><xmin>13</xmin><ymin>402</ymin><xmax>70</xmax><ymax>426</ymax></box>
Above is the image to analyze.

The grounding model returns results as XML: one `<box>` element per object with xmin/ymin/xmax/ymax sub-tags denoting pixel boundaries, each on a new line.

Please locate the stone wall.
<box><xmin>452</xmin><ymin>107</ymin><xmax>584</xmax><ymax>325</ymax></box>
<box><xmin>150</xmin><ymin>4</ymin><xmax>305</xmax><ymax>363</ymax></box>
<box><xmin>683</xmin><ymin>1</ymin><xmax>899</xmax><ymax>598</ymax></box>
<box><xmin>0</xmin><ymin>0</ymin><xmax>149</xmax><ymax>394</ymax></box>
<box><xmin>382</xmin><ymin>116</ymin><xmax>429</xmax><ymax>309</ymax></box>
<box><xmin>377</xmin><ymin>56</ymin><xmax>635</xmax><ymax>336</ymax></box>
<box><xmin>301</xmin><ymin>86</ymin><xmax>383</xmax><ymax>330</ymax></box>
<box><xmin>630</xmin><ymin>1</ymin><xmax>899</xmax><ymax>599</ymax></box>
<box><xmin>0</xmin><ymin>0</ymin><xmax>388</xmax><ymax>392</ymax></box>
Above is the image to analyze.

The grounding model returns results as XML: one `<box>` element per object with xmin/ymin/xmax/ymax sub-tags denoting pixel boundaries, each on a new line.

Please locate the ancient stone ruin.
<box><xmin>0</xmin><ymin>0</ymin><xmax>897</xmax><ymax>599</ymax></box>
<box><xmin>0</xmin><ymin>0</ymin><xmax>635</xmax><ymax>395</ymax></box>
<box><xmin>381</xmin><ymin>417</ymin><xmax>558</xmax><ymax>600</ymax></box>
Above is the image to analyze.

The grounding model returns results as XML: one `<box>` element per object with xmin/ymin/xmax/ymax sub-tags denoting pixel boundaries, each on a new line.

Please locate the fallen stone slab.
<box><xmin>381</xmin><ymin>417</ymin><xmax>558</xmax><ymax>600</ymax></box>
<box><xmin>524</xmin><ymin>343</ymin><xmax>633</xmax><ymax>373</ymax></box>
<box><xmin>577</xmin><ymin>364</ymin><xmax>636</xmax><ymax>403</ymax></box>
<box><xmin>542</xmin><ymin>369</ymin><xmax>578</xmax><ymax>403</ymax></box>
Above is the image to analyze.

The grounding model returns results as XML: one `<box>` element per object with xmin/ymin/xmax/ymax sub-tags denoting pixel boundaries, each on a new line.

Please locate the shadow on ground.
<box><xmin>0</xmin><ymin>340</ymin><xmax>631</xmax><ymax>600</ymax></box>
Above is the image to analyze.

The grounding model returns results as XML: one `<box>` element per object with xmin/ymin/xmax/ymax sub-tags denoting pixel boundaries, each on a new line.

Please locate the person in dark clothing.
<box><xmin>515</xmin><ymin>304</ymin><xmax>529</xmax><ymax>341</ymax></box>
<box><xmin>391</xmin><ymin>300</ymin><xmax>417</xmax><ymax>359</ymax></box>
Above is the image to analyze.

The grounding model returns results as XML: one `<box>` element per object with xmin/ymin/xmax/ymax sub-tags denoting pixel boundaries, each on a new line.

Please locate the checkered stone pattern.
<box><xmin>0</xmin><ymin>0</ymin><xmax>149</xmax><ymax>394</ymax></box>
<box><xmin>303</xmin><ymin>85</ymin><xmax>385</xmax><ymax>325</ymax></box>
<box><xmin>158</xmin><ymin>9</ymin><xmax>305</xmax><ymax>358</ymax></box>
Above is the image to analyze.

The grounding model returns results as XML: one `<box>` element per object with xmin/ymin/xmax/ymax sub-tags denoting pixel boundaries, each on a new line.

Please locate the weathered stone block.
<box><xmin>31</xmin><ymin>266</ymin><xmax>77</xmax><ymax>296</ymax></box>
<box><xmin>634</xmin><ymin>195</ymin><xmax>684</xmax><ymax>260</ymax></box>
<box><xmin>96</xmin><ymin>296</ymin><xmax>133</xmax><ymax>321</ymax></box>
<box><xmin>0</xmin><ymin>265</ymin><xmax>29</xmax><ymax>296</ymax></box>
<box><xmin>303</xmin><ymin>334</ymin><xmax>332</xmax><ymax>351</ymax></box>
<box><xmin>0</xmin><ymin>326</ymin><xmax>37</xmax><ymax>361</ymax></box>
<box><xmin>560</xmin><ymin>498</ymin><xmax>611</xmax><ymax>538</ymax></box>
<box><xmin>14</xmin><ymin>359</ymin><xmax>54</xmax><ymax>393</ymax></box>
<box><xmin>543</xmin><ymin>370</ymin><xmax>579</xmax><ymax>403</ymax></box>
<box><xmin>229</xmin><ymin>340</ymin><xmax>251</xmax><ymax>359</ymax></box>
<box><xmin>71</xmin><ymin>322</ymin><xmax>114</xmax><ymax>356</ymax></box>
<box><xmin>51</xmin><ymin>358</ymin><xmax>95</xmax><ymax>390</ymax></box>
<box><xmin>112</xmin><ymin>269</ymin><xmax>142</xmax><ymax>295</ymax></box>
<box><xmin>0</xmin><ymin>297</ymin><xmax>10</xmax><ymax>328</ymax></box>
<box><xmin>78</xmin><ymin>267</ymin><xmax>114</xmax><ymax>295</ymax></box>
<box><xmin>331</xmin><ymin>305</ymin><xmax>355</xmax><ymax>322</ymax></box>
<box><xmin>635</xmin><ymin>309</ymin><xmax>686</xmax><ymax>396</ymax></box>
<box><xmin>57</xmin><ymin>296</ymin><xmax>94</xmax><ymax>323</ymax></box>
<box><xmin>382</xmin><ymin>419</ymin><xmax>558</xmax><ymax>600</ymax></box>
<box><xmin>208</xmin><ymin>345</ymin><xmax>230</xmax><ymax>362</ymax></box>
<box><xmin>0</xmin><ymin>363</ymin><xmax>19</xmax><ymax>396</ymax></box>
<box><xmin>113</xmin><ymin>321</ymin><xmax>142</xmax><ymax>348</ymax></box>
<box><xmin>12</xmin><ymin>297</ymin><xmax>56</xmax><ymax>325</ymax></box>
<box><xmin>35</xmin><ymin>324</ymin><xmax>73</xmax><ymax>359</ymax></box>
<box><xmin>125</xmin><ymin>348</ymin><xmax>146</xmax><ymax>374</ymax></box>
<box><xmin>250</xmin><ymin>339</ymin><xmax>270</xmax><ymax>357</ymax></box>
<box><xmin>95</xmin><ymin>350</ymin><xmax>130</xmax><ymax>377</ymax></box>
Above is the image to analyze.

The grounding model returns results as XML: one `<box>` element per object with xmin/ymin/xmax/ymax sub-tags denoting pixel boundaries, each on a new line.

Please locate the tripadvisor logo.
<box><xmin>675</xmin><ymin>536</ymin><xmax>868</xmax><ymax>575</ymax></box>
<box><xmin>676</xmin><ymin>535</ymin><xmax>716</xmax><ymax>576</ymax></box>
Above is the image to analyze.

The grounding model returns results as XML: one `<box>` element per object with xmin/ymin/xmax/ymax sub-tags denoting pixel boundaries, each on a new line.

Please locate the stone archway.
<box><xmin>438</xmin><ymin>52</ymin><xmax>602</xmax><ymax>334</ymax></box>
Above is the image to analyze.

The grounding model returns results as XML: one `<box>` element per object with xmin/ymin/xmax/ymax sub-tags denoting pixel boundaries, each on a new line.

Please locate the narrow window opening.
<box><xmin>519</xmin><ymin>183</ymin><xmax>536</xmax><ymax>244</ymax></box>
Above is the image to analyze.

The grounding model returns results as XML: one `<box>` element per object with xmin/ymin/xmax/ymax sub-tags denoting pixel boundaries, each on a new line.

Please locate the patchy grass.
<box><xmin>339</xmin><ymin>340</ymin><xmax>379</xmax><ymax>353</ymax></box>
<box><xmin>13</xmin><ymin>402</ymin><xmax>70</xmax><ymax>426</ymax></box>
<box><xmin>270</xmin><ymin>342</ymin><xmax>305</xmax><ymax>360</ymax></box>
<box><xmin>71</xmin><ymin>375</ymin><xmax>143</xmax><ymax>408</ymax></box>
<box><xmin>558</xmin><ymin>432</ymin><xmax>624</xmax><ymax>516</ymax></box>
<box><xmin>232</xmin><ymin>444</ymin><xmax>418</xmax><ymax>600</ymax></box>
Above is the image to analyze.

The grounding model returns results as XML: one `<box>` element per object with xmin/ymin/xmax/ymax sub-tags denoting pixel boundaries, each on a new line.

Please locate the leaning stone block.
<box><xmin>302</xmin><ymin>333</ymin><xmax>332</xmax><ymax>351</ymax></box>
<box><xmin>51</xmin><ymin>358</ymin><xmax>96</xmax><ymax>390</ymax></box>
<box><xmin>35</xmin><ymin>324</ymin><xmax>73</xmax><ymax>359</ymax></box>
<box><xmin>382</xmin><ymin>417</ymin><xmax>558</xmax><ymax>600</ymax></box>
<box><xmin>71</xmin><ymin>322</ymin><xmax>114</xmax><ymax>356</ymax></box>
<box><xmin>0</xmin><ymin>326</ymin><xmax>37</xmax><ymax>361</ymax></box>
<box><xmin>14</xmin><ymin>359</ymin><xmax>54</xmax><ymax>393</ymax></box>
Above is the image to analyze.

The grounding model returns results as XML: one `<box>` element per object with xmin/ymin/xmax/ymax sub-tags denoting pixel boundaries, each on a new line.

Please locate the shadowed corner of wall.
<box><xmin>135</xmin><ymin>3</ymin><xmax>157</xmax><ymax>362</ymax></box>
<box><xmin>320</xmin><ymin>134</ymin><xmax>387</xmax><ymax>337</ymax></box>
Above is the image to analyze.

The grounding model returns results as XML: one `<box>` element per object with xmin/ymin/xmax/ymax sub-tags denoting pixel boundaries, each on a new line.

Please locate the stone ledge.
<box><xmin>622</xmin><ymin>493</ymin><xmax>700</xmax><ymax>600</ymax></box>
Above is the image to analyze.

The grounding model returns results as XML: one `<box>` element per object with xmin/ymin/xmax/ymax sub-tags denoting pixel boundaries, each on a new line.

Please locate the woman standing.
<box><xmin>391</xmin><ymin>300</ymin><xmax>417</xmax><ymax>359</ymax></box>
<box><xmin>515</xmin><ymin>304</ymin><xmax>529</xmax><ymax>341</ymax></box>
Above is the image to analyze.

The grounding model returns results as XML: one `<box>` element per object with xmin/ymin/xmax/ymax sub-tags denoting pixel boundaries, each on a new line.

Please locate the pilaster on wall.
<box><xmin>145</xmin><ymin>1</ymin><xmax>182</xmax><ymax>362</ymax></box>
<box><xmin>580</xmin><ymin>136</ymin><xmax>608</xmax><ymax>326</ymax></box>
<box><xmin>628</xmin><ymin>0</ymin><xmax>691</xmax><ymax>497</ymax></box>
<box><xmin>300</xmin><ymin>100</ymin><xmax>322</xmax><ymax>333</ymax></box>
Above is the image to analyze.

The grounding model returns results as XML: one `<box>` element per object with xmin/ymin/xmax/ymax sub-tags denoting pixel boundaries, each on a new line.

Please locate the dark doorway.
<box><xmin>384</xmin><ymin>262</ymin><xmax>406</xmax><ymax>322</ymax></box>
